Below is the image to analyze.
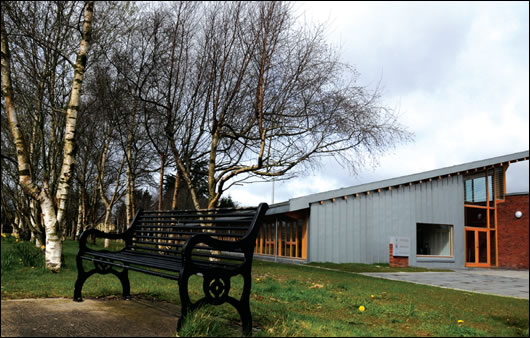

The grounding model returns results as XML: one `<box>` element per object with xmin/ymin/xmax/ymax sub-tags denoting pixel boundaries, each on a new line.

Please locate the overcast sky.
<box><xmin>228</xmin><ymin>1</ymin><xmax>529</xmax><ymax>207</ymax></box>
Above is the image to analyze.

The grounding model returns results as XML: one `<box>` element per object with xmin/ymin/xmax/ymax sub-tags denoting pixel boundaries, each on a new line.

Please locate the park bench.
<box><xmin>73</xmin><ymin>203</ymin><xmax>269</xmax><ymax>335</ymax></box>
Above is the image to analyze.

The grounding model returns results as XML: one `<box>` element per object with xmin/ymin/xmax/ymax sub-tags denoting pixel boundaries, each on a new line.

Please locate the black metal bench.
<box><xmin>73</xmin><ymin>203</ymin><xmax>268</xmax><ymax>335</ymax></box>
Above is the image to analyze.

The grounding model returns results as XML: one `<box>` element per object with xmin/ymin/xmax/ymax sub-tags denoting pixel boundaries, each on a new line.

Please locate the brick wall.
<box><xmin>389</xmin><ymin>244</ymin><xmax>409</xmax><ymax>268</ymax></box>
<box><xmin>497</xmin><ymin>194</ymin><xmax>529</xmax><ymax>269</ymax></box>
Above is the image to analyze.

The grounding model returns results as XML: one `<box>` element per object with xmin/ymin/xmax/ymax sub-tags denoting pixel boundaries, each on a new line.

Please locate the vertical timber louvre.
<box><xmin>255</xmin><ymin>212</ymin><xmax>307</xmax><ymax>260</ymax></box>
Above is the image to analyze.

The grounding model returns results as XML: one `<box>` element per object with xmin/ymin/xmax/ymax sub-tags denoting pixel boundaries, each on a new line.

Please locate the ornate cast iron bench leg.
<box><xmin>177</xmin><ymin>271</ymin><xmax>253</xmax><ymax>336</ymax></box>
<box><xmin>224</xmin><ymin>273</ymin><xmax>253</xmax><ymax>335</ymax></box>
<box><xmin>240</xmin><ymin>273</ymin><xmax>253</xmax><ymax>335</ymax></box>
<box><xmin>73</xmin><ymin>257</ymin><xmax>131</xmax><ymax>302</ymax></box>
<box><xmin>177</xmin><ymin>271</ymin><xmax>192</xmax><ymax>331</ymax></box>
<box><xmin>74</xmin><ymin>256</ymin><xmax>90</xmax><ymax>302</ymax></box>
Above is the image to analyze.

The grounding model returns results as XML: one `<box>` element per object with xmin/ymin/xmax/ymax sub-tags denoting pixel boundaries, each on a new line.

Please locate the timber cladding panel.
<box><xmin>496</xmin><ymin>194</ymin><xmax>529</xmax><ymax>269</ymax></box>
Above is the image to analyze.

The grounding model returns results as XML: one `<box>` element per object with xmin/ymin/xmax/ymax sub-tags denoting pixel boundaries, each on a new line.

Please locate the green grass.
<box><xmin>307</xmin><ymin>262</ymin><xmax>454</xmax><ymax>273</ymax></box>
<box><xmin>1</xmin><ymin>236</ymin><xmax>528</xmax><ymax>337</ymax></box>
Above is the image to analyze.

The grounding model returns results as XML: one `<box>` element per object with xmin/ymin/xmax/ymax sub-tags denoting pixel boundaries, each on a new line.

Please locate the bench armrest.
<box><xmin>78</xmin><ymin>228</ymin><xmax>128</xmax><ymax>253</ymax></box>
<box><xmin>182</xmin><ymin>234</ymin><xmax>252</xmax><ymax>267</ymax></box>
<box><xmin>78</xmin><ymin>210</ymin><xmax>141</xmax><ymax>254</ymax></box>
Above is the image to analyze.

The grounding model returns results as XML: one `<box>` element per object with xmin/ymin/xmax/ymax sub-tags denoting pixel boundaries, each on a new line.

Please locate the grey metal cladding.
<box><xmin>308</xmin><ymin>174</ymin><xmax>465</xmax><ymax>265</ymax></box>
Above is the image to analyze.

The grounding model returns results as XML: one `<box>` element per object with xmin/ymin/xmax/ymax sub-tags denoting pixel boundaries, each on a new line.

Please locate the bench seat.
<box><xmin>73</xmin><ymin>203</ymin><xmax>268</xmax><ymax>335</ymax></box>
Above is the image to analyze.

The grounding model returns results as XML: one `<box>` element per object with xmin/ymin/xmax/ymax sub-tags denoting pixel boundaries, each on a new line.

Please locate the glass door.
<box><xmin>465</xmin><ymin>229</ymin><xmax>490</xmax><ymax>267</ymax></box>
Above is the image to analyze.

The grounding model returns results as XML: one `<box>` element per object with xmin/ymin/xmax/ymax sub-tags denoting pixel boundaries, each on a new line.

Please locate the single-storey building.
<box><xmin>255</xmin><ymin>150</ymin><xmax>529</xmax><ymax>269</ymax></box>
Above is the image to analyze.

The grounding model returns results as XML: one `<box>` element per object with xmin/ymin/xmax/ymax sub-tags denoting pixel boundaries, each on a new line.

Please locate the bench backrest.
<box><xmin>124</xmin><ymin>203</ymin><xmax>268</xmax><ymax>268</ymax></box>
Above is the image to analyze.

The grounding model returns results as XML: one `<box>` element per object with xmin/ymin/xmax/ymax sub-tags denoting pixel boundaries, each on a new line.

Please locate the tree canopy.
<box><xmin>1</xmin><ymin>1</ymin><xmax>411</xmax><ymax>270</ymax></box>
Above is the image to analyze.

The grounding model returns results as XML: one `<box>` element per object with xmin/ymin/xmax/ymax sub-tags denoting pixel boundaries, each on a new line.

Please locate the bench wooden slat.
<box><xmin>133</xmin><ymin>231</ymin><xmax>245</xmax><ymax>238</ymax></box>
<box><xmin>136</xmin><ymin>218</ymin><xmax>252</xmax><ymax>224</ymax></box>
<box><xmin>81</xmin><ymin>252</ymin><xmax>182</xmax><ymax>272</ymax></box>
<box><xmin>140</xmin><ymin>211</ymin><xmax>257</xmax><ymax>218</ymax></box>
<box><xmin>130</xmin><ymin>240</ymin><xmax>244</xmax><ymax>254</ymax></box>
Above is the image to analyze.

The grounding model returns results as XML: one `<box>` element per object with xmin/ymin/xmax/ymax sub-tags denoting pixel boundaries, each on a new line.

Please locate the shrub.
<box><xmin>1</xmin><ymin>238</ymin><xmax>44</xmax><ymax>271</ymax></box>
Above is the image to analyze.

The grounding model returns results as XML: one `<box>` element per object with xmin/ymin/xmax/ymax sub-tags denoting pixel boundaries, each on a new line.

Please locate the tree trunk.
<box><xmin>171</xmin><ymin>170</ymin><xmax>181</xmax><ymax>210</ymax></box>
<box><xmin>126</xmin><ymin>166</ymin><xmax>133</xmax><ymax>225</ymax></box>
<box><xmin>125</xmin><ymin>98</ymin><xmax>138</xmax><ymax>225</ymax></box>
<box><xmin>30</xmin><ymin>199</ymin><xmax>44</xmax><ymax>248</ymax></box>
<box><xmin>73</xmin><ymin>197</ymin><xmax>82</xmax><ymax>240</ymax></box>
<box><xmin>1</xmin><ymin>2</ymin><xmax>94</xmax><ymax>272</ymax></box>
<box><xmin>103</xmin><ymin>207</ymin><xmax>112</xmax><ymax>248</ymax></box>
<box><xmin>12</xmin><ymin>215</ymin><xmax>20</xmax><ymax>239</ymax></box>
<box><xmin>40</xmin><ymin>185</ymin><xmax>62</xmax><ymax>270</ymax></box>
<box><xmin>158</xmin><ymin>154</ymin><xmax>165</xmax><ymax>211</ymax></box>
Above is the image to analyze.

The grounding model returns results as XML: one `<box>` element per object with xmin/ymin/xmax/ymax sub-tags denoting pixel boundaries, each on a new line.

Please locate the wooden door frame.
<box><xmin>465</xmin><ymin>227</ymin><xmax>491</xmax><ymax>267</ymax></box>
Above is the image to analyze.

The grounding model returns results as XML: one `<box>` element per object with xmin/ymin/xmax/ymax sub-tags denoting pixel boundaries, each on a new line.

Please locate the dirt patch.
<box><xmin>1</xmin><ymin>297</ymin><xmax>179</xmax><ymax>337</ymax></box>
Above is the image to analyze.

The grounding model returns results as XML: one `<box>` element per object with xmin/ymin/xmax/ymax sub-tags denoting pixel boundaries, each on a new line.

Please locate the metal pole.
<box><xmin>272</xmin><ymin>179</ymin><xmax>275</xmax><ymax>204</ymax></box>
<box><xmin>274</xmin><ymin>216</ymin><xmax>278</xmax><ymax>262</ymax></box>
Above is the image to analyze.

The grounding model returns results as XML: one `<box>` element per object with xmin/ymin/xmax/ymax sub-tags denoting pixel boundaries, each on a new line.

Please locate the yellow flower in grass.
<box><xmin>457</xmin><ymin>320</ymin><xmax>464</xmax><ymax>325</ymax></box>
<box><xmin>370</xmin><ymin>294</ymin><xmax>375</xmax><ymax>299</ymax></box>
<box><xmin>359</xmin><ymin>305</ymin><xmax>365</xmax><ymax>312</ymax></box>
<box><xmin>41</xmin><ymin>245</ymin><xmax>46</xmax><ymax>250</ymax></box>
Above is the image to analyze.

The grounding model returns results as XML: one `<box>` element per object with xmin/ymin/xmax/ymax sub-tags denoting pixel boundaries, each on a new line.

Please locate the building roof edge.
<box><xmin>286</xmin><ymin>150</ymin><xmax>529</xmax><ymax>211</ymax></box>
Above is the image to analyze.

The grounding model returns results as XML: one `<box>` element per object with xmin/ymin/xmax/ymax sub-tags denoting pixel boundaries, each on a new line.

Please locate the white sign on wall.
<box><xmin>390</xmin><ymin>237</ymin><xmax>410</xmax><ymax>257</ymax></box>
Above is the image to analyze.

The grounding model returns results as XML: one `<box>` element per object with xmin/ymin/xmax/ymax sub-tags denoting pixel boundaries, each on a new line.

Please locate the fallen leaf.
<box><xmin>310</xmin><ymin>283</ymin><xmax>324</xmax><ymax>289</ymax></box>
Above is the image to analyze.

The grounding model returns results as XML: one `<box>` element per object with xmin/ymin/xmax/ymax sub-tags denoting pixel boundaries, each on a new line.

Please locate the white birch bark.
<box><xmin>1</xmin><ymin>2</ymin><xmax>94</xmax><ymax>271</ymax></box>
<box><xmin>13</xmin><ymin>215</ymin><xmax>20</xmax><ymax>239</ymax></box>
<box><xmin>55</xmin><ymin>1</ymin><xmax>94</xmax><ymax>233</ymax></box>
<box><xmin>75</xmin><ymin>196</ymin><xmax>84</xmax><ymax>239</ymax></box>
<box><xmin>40</xmin><ymin>182</ymin><xmax>62</xmax><ymax>270</ymax></box>
<box><xmin>30</xmin><ymin>200</ymin><xmax>43</xmax><ymax>248</ymax></box>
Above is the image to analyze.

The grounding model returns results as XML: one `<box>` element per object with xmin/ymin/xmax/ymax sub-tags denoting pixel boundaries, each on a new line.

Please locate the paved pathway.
<box><xmin>1</xmin><ymin>298</ymin><xmax>180</xmax><ymax>337</ymax></box>
<box><xmin>360</xmin><ymin>268</ymin><xmax>529</xmax><ymax>299</ymax></box>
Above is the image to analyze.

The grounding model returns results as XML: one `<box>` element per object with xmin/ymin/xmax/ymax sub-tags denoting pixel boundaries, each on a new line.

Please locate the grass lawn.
<box><xmin>307</xmin><ymin>262</ymin><xmax>454</xmax><ymax>273</ymax></box>
<box><xmin>1</xmin><ymin>235</ymin><xmax>528</xmax><ymax>337</ymax></box>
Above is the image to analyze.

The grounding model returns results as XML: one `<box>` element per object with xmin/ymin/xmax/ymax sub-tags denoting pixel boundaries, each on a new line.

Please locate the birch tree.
<box><xmin>153</xmin><ymin>2</ymin><xmax>410</xmax><ymax>209</ymax></box>
<box><xmin>102</xmin><ymin>4</ymin><xmax>162</xmax><ymax>223</ymax></box>
<box><xmin>1</xmin><ymin>1</ymin><xmax>94</xmax><ymax>271</ymax></box>
<box><xmin>97</xmin><ymin>137</ymin><xmax>127</xmax><ymax>248</ymax></box>
<box><xmin>73</xmin><ymin>111</ymin><xmax>100</xmax><ymax>239</ymax></box>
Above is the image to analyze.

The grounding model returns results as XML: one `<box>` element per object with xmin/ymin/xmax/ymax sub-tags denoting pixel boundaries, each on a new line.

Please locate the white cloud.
<box><xmin>230</xmin><ymin>1</ymin><xmax>529</xmax><ymax>207</ymax></box>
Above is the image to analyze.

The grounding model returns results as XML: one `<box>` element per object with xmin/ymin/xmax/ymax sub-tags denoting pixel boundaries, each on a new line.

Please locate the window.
<box><xmin>465</xmin><ymin>168</ymin><xmax>505</xmax><ymax>206</ymax></box>
<box><xmin>255</xmin><ymin>215</ymin><xmax>307</xmax><ymax>259</ymax></box>
<box><xmin>494</xmin><ymin>167</ymin><xmax>505</xmax><ymax>201</ymax></box>
<box><xmin>465</xmin><ymin>173</ymin><xmax>487</xmax><ymax>206</ymax></box>
<box><xmin>463</xmin><ymin>168</ymin><xmax>504</xmax><ymax>267</ymax></box>
<box><xmin>417</xmin><ymin>223</ymin><xmax>453</xmax><ymax>256</ymax></box>
<box><xmin>465</xmin><ymin>207</ymin><xmax>488</xmax><ymax>228</ymax></box>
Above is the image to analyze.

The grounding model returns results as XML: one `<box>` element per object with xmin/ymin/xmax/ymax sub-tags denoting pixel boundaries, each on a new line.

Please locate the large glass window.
<box><xmin>464</xmin><ymin>167</ymin><xmax>505</xmax><ymax>267</ymax></box>
<box><xmin>417</xmin><ymin>223</ymin><xmax>453</xmax><ymax>256</ymax></box>
<box><xmin>465</xmin><ymin>173</ymin><xmax>487</xmax><ymax>206</ymax></box>
<box><xmin>465</xmin><ymin>207</ymin><xmax>488</xmax><ymax>228</ymax></box>
<box><xmin>465</xmin><ymin>168</ymin><xmax>505</xmax><ymax>206</ymax></box>
<box><xmin>255</xmin><ymin>215</ymin><xmax>307</xmax><ymax>259</ymax></box>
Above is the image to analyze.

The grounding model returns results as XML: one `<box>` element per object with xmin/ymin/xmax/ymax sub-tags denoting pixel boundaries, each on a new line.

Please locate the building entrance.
<box><xmin>465</xmin><ymin>228</ymin><xmax>490</xmax><ymax>267</ymax></box>
<box><xmin>464</xmin><ymin>166</ymin><xmax>504</xmax><ymax>267</ymax></box>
